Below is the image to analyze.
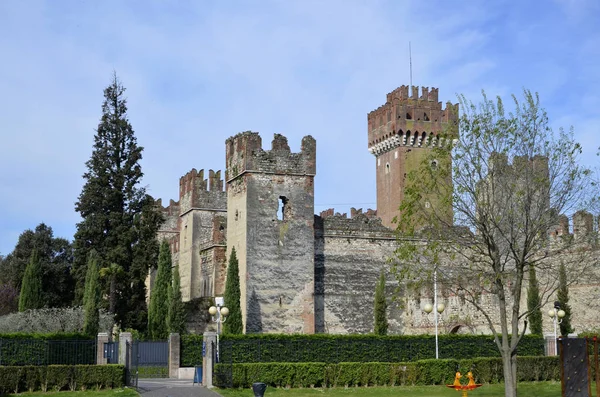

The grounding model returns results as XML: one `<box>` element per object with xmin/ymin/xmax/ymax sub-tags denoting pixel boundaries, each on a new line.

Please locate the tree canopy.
<box><xmin>0</xmin><ymin>223</ymin><xmax>73</xmax><ymax>308</ymax></box>
<box><xmin>148</xmin><ymin>240</ymin><xmax>172</xmax><ymax>339</ymax></box>
<box><xmin>72</xmin><ymin>73</ymin><xmax>162</xmax><ymax>331</ymax></box>
<box><xmin>18</xmin><ymin>250</ymin><xmax>44</xmax><ymax>312</ymax></box>
<box><xmin>373</xmin><ymin>270</ymin><xmax>388</xmax><ymax>335</ymax></box>
<box><xmin>223</xmin><ymin>247</ymin><xmax>243</xmax><ymax>334</ymax></box>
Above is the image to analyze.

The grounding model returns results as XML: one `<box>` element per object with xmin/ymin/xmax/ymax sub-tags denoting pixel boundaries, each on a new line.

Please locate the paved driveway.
<box><xmin>135</xmin><ymin>379</ymin><xmax>223</xmax><ymax>397</ymax></box>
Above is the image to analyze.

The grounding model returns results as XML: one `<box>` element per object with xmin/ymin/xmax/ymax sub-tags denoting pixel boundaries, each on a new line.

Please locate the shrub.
<box><xmin>0</xmin><ymin>307</ymin><xmax>113</xmax><ymax>333</ymax></box>
<box><xmin>0</xmin><ymin>365</ymin><xmax>124</xmax><ymax>394</ymax></box>
<box><xmin>215</xmin><ymin>356</ymin><xmax>559</xmax><ymax>388</ymax></box>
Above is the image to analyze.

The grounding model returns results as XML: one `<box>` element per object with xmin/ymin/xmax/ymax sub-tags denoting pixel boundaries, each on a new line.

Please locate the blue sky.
<box><xmin>1</xmin><ymin>0</ymin><xmax>599</xmax><ymax>255</ymax></box>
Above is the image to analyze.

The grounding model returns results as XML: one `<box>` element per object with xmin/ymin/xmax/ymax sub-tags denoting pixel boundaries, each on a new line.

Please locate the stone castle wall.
<box><xmin>155</xmin><ymin>130</ymin><xmax>600</xmax><ymax>337</ymax></box>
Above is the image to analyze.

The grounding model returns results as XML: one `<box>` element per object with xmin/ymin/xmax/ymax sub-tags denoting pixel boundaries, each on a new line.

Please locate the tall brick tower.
<box><xmin>225</xmin><ymin>132</ymin><xmax>316</xmax><ymax>334</ymax></box>
<box><xmin>367</xmin><ymin>86</ymin><xmax>458</xmax><ymax>228</ymax></box>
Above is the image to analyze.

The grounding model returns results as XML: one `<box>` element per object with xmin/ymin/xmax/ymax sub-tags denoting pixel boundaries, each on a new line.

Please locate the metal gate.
<box><xmin>104</xmin><ymin>341</ymin><xmax>119</xmax><ymax>364</ymax></box>
<box><xmin>214</xmin><ymin>340</ymin><xmax>233</xmax><ymax>388</ymax></box>
<box><xmin>135</xmin><ymin>341</ymin><xmax>169</xmax><ymax>378</ymax></box>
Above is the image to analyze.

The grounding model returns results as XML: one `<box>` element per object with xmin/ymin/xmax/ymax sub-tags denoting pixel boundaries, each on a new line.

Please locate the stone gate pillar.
<box><xmin>118</xmin><ymin>332</ymin><xmax>132</xmax><ymax>365</ymax></box>
<box><xmin>169</xmin><ymin>333</ymin><xmax>180</xmax><ymax>378</ymax></box>
<box><xmin>203</xmin><ymin>332</ymin><xmax>217</xmax><ymax>387</ymax></box>
<box><xmin>96</xmin><ymin>332</ymin><xmax>109</xmax><ymax>365</ymax></box>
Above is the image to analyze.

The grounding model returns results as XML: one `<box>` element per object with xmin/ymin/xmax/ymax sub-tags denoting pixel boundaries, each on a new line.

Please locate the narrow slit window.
<box><xmin>278</xmin><ymin>196</ymin><xmax>289</xmax><ymax>221</ymax></box>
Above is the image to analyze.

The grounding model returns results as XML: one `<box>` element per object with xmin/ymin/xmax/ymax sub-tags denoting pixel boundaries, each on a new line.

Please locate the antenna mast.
<box><xmin>409</xmin><ymin>41</ymin><xmax>413</xmax><ymax>96</ymax></box>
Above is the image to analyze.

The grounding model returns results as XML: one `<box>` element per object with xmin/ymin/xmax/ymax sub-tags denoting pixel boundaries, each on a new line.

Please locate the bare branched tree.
<box><xmin>392</xmin><ymin>90</ymin><xmax>596</xmax><ymax>397</ymax></box>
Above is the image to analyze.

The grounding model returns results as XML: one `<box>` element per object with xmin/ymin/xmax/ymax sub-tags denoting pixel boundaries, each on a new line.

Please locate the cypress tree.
<box><xmin>19</xmin><ymin>249</ymin><xmax>44</xmax><ymax>311</ymax></box>
<box><xmin>558</xmin><ymin>262</ymin><xmax>574</xmax><ymax>336</ymax></box>
<box><xmin>527</xmin><ymin>264</ymin><xmax>543</xmax><ymax>335</ymax></box>
<box><xmin>167</xmin><ymin>265</ymin><xmax>186</xmax><ymax>335</ymax></box>
<box><xmin>83</xmin><ymin>250</ymin><xmax>101</xmax><ymax>336</ymax></box>
<box><xmin>72</xmin><ymin>73</ymin><xmax>163</xmax><ymax>330</ymax></box>
<box><xmin>223</xmin><ymin>248</ymin><xmax>243</xmax><ymax>334</ymax></box>
<box><xmin>148</xmin><ymin>241</ymin><xmax>172</xmax><ymax>339</ymax></box>
<box><xmin>373</xmin><ymin>270</ymin><xmax>388</xmax><ymax>335</ymax></box>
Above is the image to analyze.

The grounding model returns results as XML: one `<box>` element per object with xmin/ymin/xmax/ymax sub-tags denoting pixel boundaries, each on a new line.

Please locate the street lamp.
<box><xmin>547</xmin><ymin>301</ymin><xmax>566</xmax><ymax>356</ymax></box>
<box><xmin>423</xmin><ymin>269</ymin><xmax>445</xmax><ymax>359</ymax></box>
<box><xmin>209</xmin><ymin>297</ymin><xmax>228</xmax><ymax>362</ymax></box>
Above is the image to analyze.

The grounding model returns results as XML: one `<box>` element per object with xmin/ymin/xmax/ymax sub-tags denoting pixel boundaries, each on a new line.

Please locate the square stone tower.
<box><xmin>225</xmin><ymin>132</ymin><xmax>317</xmax><ymax>333</ymax></box>
<box><xmin>367</xmin><ymin>86</ymin><xmax>458</xmax><ymax>228</ymax></box>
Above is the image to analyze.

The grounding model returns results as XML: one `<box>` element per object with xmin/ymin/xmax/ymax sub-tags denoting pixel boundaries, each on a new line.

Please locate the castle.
<box><xmin>154</xmin><ymin>85</ymin><xmax>600</xmax><ymax>336</ymax></box>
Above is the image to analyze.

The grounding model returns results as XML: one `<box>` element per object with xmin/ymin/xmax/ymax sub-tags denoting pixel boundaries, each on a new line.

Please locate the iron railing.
<box><xmin>0</xmin><ymin>339</ymin><xmax>97</xmax><ymax>365</ymax></box>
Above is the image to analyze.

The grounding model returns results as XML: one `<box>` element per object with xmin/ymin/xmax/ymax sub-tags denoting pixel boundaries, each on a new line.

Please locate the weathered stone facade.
<box><xmin>153</xmin><ymin>84</ymin><xmax>600</xmax><ymax>337</ymax></box>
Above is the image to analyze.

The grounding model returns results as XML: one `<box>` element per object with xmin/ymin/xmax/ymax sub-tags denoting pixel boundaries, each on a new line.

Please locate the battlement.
<box><xmin>315</xmin><ymin>207</ymin><xmax>394</xmax><ymax>238</ymax></box>
<box><xmin>367</xmin><ymin>85</ymin><xmax>459</xmax><ymax>156</ymax></box>
<box><xmin>178</xmin><ymin>168</ymin><xmax>227</xmax><ymax>214</ymax></box>
<box><xmin>549</xmin><ymin>210</ymin><xmax>598</xmax><ymax>241</ymax></box>
<box><xmin>226</xmin><ymin>132</ymin><xmax>316</xmax><ymax>181</ymax></box>
<box><xmin>156</xmin><ymin>198</ymin><xmax>180</xmax><ymax>217</ymax></box>
<box><xmin>488</xmin><ymin>153</ymin><xmax>549</xmax><ymax>182</ymax></box>
<box><xmin>156</xmin><ymin>198</ymin><xmax>181</xmax><ymax>234</ymax></box>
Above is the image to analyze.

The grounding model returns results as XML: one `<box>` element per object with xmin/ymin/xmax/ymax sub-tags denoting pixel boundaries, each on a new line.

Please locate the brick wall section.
<box><xmin>367</xmin><ymin>86</ymin><xmax>458</xmax><ymax>228</ymax></box>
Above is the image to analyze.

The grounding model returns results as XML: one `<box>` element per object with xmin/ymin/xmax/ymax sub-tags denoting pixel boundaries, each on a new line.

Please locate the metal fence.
<box><xmin>0</xmin><ymin>339</ymin><xmax>97</xmax><ymax>365</ymax></box>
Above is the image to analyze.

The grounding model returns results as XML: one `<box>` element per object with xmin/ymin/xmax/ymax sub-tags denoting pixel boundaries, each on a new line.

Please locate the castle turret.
<box><xmin>226</xmin><ymin>132</ymin><xmax>316</xmax><ymax>334</ymax></box>
<box><xmin>368</xmin><ymin>86</ymin><xmax>458</xmax><ymax>228</ymax></box>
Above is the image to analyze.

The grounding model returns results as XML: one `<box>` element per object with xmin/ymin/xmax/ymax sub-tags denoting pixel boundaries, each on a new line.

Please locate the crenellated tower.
<box><xmin>367</xmin><ymin>85</ymin><xmax>458</xmax><ymax>228</ymax></box>
<box><xmin>225</xmin><ymin>131</ymin><xmax>316</xmax><ymax>334</ymax></box>
<box><xmin>177</xmin><ymin>169</ymin><xmax>227</xmax><ymax>300</ymax></box>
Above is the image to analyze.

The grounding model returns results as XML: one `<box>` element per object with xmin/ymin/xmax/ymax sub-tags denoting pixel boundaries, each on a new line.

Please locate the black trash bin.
<box><xmin>252</xmin><ymin>382</ymin><xmax>267</xmax><ymax>397</ymax></box>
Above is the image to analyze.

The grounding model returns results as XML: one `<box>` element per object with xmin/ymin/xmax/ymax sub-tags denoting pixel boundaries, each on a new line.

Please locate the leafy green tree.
<box><xmin>0</xmin><ymin>283</ymin><xmax>19</xmax><ymax>315</ymax></box>
<box><xmin>373</xmin><ymin>270</ymin><xmax>388</xmax><ymax>335</ymax></box>
<box><xmin>83</xmin><ymin>250</ymin><xmax>101</xmax><ymax>337</ymax></box>
<box><xmin>558</xmin><ymin>262</ymin><xmax>574</xmax><ymax>336</ymax></box>
<box><xmin>167</xmin><ymin>265</ymin><xmax>186</xmax><ymax>335</ymax></box>
<box><xmin>148</xmin><ymin>241</ymin><xmax>172</xmax><ymax>339</ymax></box>
<box><xmin>223</xmin><ymin>248</ymin><xmax>243</xmax><ymax>334</ymax></box>
<box><xmin>18</xmin><ymin>250</ymin><xmax>44</xmax><ymax>311</ymax></box>
<box><xmin>392</xmin><ymin>90</ymin><xmax>593</xmax><ymax>397</ymax></box>
<box><xmin>72</xmin><ymin>73</ymin><xmax>163</xmax><ymax>331</ymax></box>
<box><xmin>0</xmin><ymin>224</ymin><xmax>73</xmax><ymax>307</ymax></box>
<box><xmin>99</xmin><ymin>263</ymin><xmax>125</xmax><ymax>333</ymax></box>
<box><xmin>526</xmin><ymin>264</ymin><xmax>543</xmax><ymax>335</ymax></box>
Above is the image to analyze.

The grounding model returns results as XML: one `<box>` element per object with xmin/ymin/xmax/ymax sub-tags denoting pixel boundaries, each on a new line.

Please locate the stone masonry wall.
<box><xmin>315</xmin><ymin>209</ymin><xmax>404</xmax><ymax>334</ymax></box>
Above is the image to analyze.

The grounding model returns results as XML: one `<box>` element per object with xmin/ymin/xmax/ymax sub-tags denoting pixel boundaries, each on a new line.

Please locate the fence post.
<box><xmin>203</xmin><ymin>332</ymin><xmax>217</xmax><ymax>388</ymax></box>
<box><xmin>97</xmin><ymin>333</ymin><xmax>109</xmax><ymax>365</ymax></box>
<box><xmin>169</xmin><ymin>333</ymin><xmax>180</xmax><ymax>378</ymax></box>
<box><xmin>119</xmin><ymin>332</ymin><xmax>132</xmax><ymax>365</ymax></box>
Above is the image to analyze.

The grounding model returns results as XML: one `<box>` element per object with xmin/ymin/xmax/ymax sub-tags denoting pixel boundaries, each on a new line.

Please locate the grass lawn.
<box><xmin>4</xmin><ymin>389</ymin><xmax>138</xmax><ymax>397</ymax></box>
<box><xmin>217</xmin><ymin>381</ymin><xmax>594</xmax><ymax>397</ymax></box>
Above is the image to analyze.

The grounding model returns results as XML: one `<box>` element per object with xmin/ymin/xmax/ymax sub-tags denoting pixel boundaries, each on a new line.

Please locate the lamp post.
<box><xmin>423</xmin><ymin>269</ymin><xmax>445</xmax><ymax>359</ymax></box>
<box><xmin>209</xmin><ymin>297</ymin><xmax>228</xmax><ymax>363</ymax></box>
<box><xmin>547</xmin><ymin>301</ymin><xmax>566</xmax><ymax>356</ymax></box>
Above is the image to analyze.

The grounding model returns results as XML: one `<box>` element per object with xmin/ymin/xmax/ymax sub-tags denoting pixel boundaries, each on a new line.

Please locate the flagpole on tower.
<box><xmin>409</xmin><ymin>41</ymin><xmax>413</xmax><ymax>96</ymax></box>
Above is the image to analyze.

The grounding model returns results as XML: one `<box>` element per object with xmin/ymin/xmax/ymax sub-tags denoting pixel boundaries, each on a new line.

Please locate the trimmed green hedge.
<box><xmin>181</xmin><ymin>334</ymin><xmax>545</xmax><ymax>366</ymax></box>
<box><xmin>0</xmin><ymin>365</ymin><xmax>124</xmax><ymax>394</ymax></box>
<box><xmin>215</xmin><ymin>356</ymin><xmax>559</xmax><ymax>388</ymax></box>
